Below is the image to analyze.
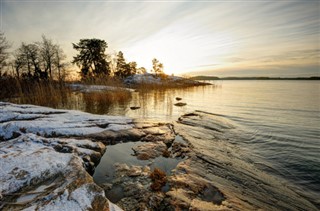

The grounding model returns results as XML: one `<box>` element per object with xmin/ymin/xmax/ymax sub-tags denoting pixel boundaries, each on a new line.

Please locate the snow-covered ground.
<box><xmin>124</xmin><ymin>73</ymin><xmax>209</xmax><ymax>86</ymax></box>
<box><xmin>0</xmin><ymin>102</ymin><xmax>175</xmax><ymax>210</ymax></box>
<box><xmin>0</xmin><ymin>102</ymin><xmax>133</xmax><ymax>141</ymax></box>
<box><xmin>69</xmin><ymin>83</ymin><xmax>135</xmax><ymax>93</ymax></box>
<box><xmin>0</xmin><ymin>102</ymin><xmax>135</xmax><ymax>210</ymax></box>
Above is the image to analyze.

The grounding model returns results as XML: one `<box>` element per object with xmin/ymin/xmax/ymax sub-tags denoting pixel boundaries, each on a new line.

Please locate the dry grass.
<box><xmin>81</xmin><ymin>90</ymin><xmax>131</xmax><ymax>114</ymax></box>
<box><xmin>0</xmin><ymin>77</ymin><xmax>72</xmax><ymax>108</ymax></box>
<box><xmin>0</xmin><ymin>75</ymin><xmax>132</xmax><ymax>110</ymax></box>
<box><xmin>81</xmin><ymin>75</ymin><xmax>125</xmax><ymax>87</ymax></box>
<box><xmin>83</xmin><ymin>90</ymin><xmax>131</xmax><ymax>105</ymax></box>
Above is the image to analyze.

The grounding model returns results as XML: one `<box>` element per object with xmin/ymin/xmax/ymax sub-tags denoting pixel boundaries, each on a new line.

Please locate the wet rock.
<box><xmin>174</xmin><ymin>102</ymin><xmax>187</xmax><ymax>107</ymax></box>
<box><xmin>130</xmin><ymin>106</ymin><xmax>140</xmax><ymax>110</ymax></box>
<box><xmin>174</xmin><ymin>110</ymin><xmax>318</xmax><ymax>210</ymax></box>
<box><xmin>132</xmin><ymin>142</ymin><xmax>167</xmax><ymax>160</ymax></box>
<box><xmin>171</xmin><ymin>142</ymin><xmax>191</xmax><ymax>158</ymax></box>
<box><xmin>88</xmin><ymin>128</ymin><xmax>146</xmax><ymax>144</ymax></box>
<box><xmin>104</xmin><ymin>163</ymin><xmax>170</xmax><ymax>210</ymax></box>
<box><xmin>54</xmin><ymin>144</ymin><xmax>74</xmax><ymax>153</ymax></box>
<box><xmin>100</xmin><ymin>182</ymin><xmax>113</xmax><ymax>191</ymax></box>
<box><xmin>141</xmin><ymin>124</ymin><xmax>175</xmax><ymax>145</ymax></box>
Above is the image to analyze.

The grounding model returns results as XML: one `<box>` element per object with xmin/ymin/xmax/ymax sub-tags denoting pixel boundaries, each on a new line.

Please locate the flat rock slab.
<box><xmin>173</xmin><ymin>111</ymin><xmax>318</xmax><ymax>210</ymax></box>
<box><xmin>0</xmin><ymin>102</ymin><xmax>133</xmax><ymax>141</ymax></box>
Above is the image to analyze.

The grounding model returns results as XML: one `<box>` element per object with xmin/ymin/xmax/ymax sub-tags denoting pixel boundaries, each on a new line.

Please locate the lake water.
<box><xmin>105</xmin><ymin>80</ymin><xmax>319</xmax><ymax>207</ymax></box>
<box><xmin>8</xmin><ymin>80</ymin><xmax>320</xmax><ymax>206</ymax></box>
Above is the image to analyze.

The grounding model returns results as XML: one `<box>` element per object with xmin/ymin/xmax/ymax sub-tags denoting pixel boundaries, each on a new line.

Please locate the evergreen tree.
<box><xmin>72</xmin><ymin>38</ymin><xmax>110</xmax><ymax>78</ymax></box>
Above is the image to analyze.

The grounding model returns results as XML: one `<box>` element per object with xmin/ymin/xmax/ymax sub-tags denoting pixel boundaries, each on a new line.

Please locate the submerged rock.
<box><xmin>174</xmin><ymin>102</ymin><xmax>187</xmax><ymax>107</ymax></box>
<box><xmin>130</xmin><ymin>106</ymin><xmax>140</xmax><ymax>110</ymax></box>
<box><xmin>132</xmin><ymin>141</ymin><xmax>167</xmax><ymax>160</ymax></box>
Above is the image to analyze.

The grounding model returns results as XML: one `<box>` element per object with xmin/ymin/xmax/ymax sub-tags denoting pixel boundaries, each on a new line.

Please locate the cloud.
<box><xmin>2</xmin><ymin>1</ymin><xmax>320</xmax><ymax>76</ymax></box>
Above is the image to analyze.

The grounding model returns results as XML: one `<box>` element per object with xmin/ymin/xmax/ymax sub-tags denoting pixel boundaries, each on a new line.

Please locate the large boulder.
<box><xmin>0</xmin><ymin>133</ymin><xmax>120</xmax><ymax>210</ymax></box>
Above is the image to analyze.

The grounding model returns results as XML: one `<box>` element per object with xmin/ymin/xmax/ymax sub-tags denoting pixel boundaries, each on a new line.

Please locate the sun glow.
<box><xmin>123</xmin><ymin>22</ymin><xmax>237</xmax><ymax>76</ymax></box>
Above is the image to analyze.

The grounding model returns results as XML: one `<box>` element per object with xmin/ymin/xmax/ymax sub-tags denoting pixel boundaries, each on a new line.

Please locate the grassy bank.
<box><xmin>0</xmin><ymin>77</ymin><xmax>72</xmax><ymax>108</ymax></box>
<box><xmin>0</xmin><ymin>76</ymin><xmax>131</xmax><ymax>109</ymax></box>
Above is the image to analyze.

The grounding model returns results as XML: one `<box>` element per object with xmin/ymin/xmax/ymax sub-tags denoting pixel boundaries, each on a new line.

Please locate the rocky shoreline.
<box><xmin>0</xmin><ymin>102</ymin><xmax>317</xmax><ymax>210</ymax></box>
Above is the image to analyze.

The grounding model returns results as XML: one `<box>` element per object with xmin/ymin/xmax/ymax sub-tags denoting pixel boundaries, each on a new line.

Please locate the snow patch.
<box><xmin>0</xmin><ymin>102</ymin><xmax>133</xmax><ymax>140</ymax></box>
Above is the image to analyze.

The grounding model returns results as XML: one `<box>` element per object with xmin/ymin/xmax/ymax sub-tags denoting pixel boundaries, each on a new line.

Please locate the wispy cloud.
<box><xmin>2</xmin><ymin>0</ymin><xmax>320</xmax><ymax>76</ymax></box>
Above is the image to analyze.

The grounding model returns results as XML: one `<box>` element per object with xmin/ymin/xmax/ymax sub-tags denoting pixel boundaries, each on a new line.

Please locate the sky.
<box><xmin>1</xmin><ymin>0</ymin><xmax>320</xmax><ymax>77</ymax></box>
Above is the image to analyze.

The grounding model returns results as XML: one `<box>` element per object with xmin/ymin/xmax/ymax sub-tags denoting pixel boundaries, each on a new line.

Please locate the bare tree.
<box><xmin>14</xmin><ymin>42</ymin><xmax>44</xmax><ymax>79</ymax></box>
<box><xmin>151</xmin><ymin>58</ymin><xmax>164</xmax><ymax>76</ymax></box>
<box><xmin>53</xmin><ymin>45</ymin><xmax>68</xmax><ymax>81</ymax></box>
<box><xmin>13</xmin><ymin>36</ymin><xmax>67</xmax><ymax>81</ymax></box>
<box><xmin>39</xmin><ymin>35</ymin><xmax>56</xmax><ymax>79</ymax></box>
<box><xmin>0</xmin><ymin>32</ymin><xmax>11</xmax><ymax>75</ymax></box>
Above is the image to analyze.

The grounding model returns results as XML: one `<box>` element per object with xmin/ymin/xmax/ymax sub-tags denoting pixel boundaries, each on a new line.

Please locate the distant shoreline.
<box><xmin>190</xmin><ymin>76</ymin><xmax>320</xmax><ymax>80</ymax></box>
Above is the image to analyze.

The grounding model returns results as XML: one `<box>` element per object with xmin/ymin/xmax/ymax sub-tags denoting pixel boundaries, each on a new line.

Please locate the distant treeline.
<box><xmin>191</xmin><ymin>76</ymin><xmax>320</xmax><ymax>80</ymax></box>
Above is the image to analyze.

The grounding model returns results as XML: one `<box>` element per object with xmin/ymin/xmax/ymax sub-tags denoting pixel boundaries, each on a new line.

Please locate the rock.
<box><xmin>171</xmin><ymin>142</ymin><xmax>191</xmax><ymax>158</ymax></box>
<box><xmin>0</xmin><ymin>134</ymin><xmax>113</xmax><ymax>211</ymax></box>
<box><xmin>100</xmin><ymin>182</ymin><xmax>113</xmax><ymax>191</ymax></box>
<box><xmin>141</xmin><ymin>124</ymin><xmax>175</xmax><ymax>145</ymax></box>
<box><xmin>0</xmin><ymin>103</ymin><xmax>125</xmax><ymax>210</ymax></box>
<box><xmin>175</xmin><ymin>97</ymin><xmax>182</xmax><ymax>101</ymax></box>
<box><xmin>130</xmin><ymin>106</ymin><xmax>140</xmax><ymax>110</ymax></box>
<box><xmin>0</xmin><ymin>102</ymin><xmax>133</xmax><ymax>141</ymax></box>
<box><xmin>173</xmin><ymin>110</ymin><xmax>318</xmax><ymax>210</ymax></box>
<box><xmin>0</xmin><ymin>102</ymin><xmax>183</xmax><ymax>211</ymax></box>
<box><xmin>132</xmin><ymin>142</ymin><xmax>167</xmax><ymax>160</ymax></box>
<box><xmin>103</xmin><ymin>163</ymin><xmax>170</xmax><ymax>210</ymax></box>
<box><xmin>87</xmin><ymin>128</ymin><xmax>146</xmax><ymax>144</ymax></box>
<box><xmin>174</xmin><ymin>102</ymin><xmax>187</xmax><ymax>107</ymax></box>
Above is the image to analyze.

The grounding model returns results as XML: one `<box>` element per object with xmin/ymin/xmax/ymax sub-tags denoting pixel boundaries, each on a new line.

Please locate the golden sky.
<box><xmin>2</xmin><ymin>0</ymin><xmax>320</xmax><ymax>77</ymax></box>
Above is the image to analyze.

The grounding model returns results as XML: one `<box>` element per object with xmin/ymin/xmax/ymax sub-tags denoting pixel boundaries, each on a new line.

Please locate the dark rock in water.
<box><xmin>174</xmin><ymin>102</ymin><xmax>187</xmax><ymax>107</ymax></box>
<box><xmin>175</xmin><ymin>97</ymin><xmax>182</xmax><ymax>101</ymax></box>
<box><xmin>130</xmin><ymin>106</ymin><xmax>140</xmax><ymax>110</ymax></box>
